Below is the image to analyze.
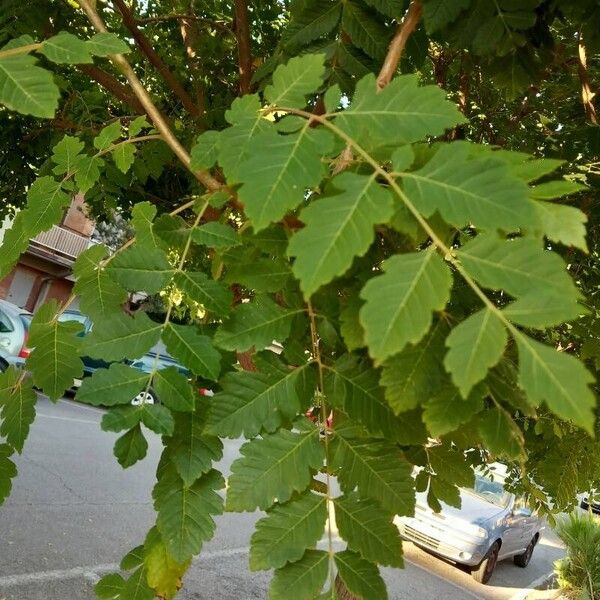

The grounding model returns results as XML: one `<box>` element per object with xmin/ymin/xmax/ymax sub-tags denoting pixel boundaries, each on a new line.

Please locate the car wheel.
<box><xmin>514</xmin><ymin>535</ymin><xmax>537</xmax><ymax>568</ymax></box>
<box><xmin>131</xmin><ymin>389</ymin><xmax>158</xmax><ymax>406</ymax></box>
<box><xmin>472</xmin><ymin>541</ymin><xmax>500</xmax><ymax>584</ymax></box>
<box><xmin>0</xmin><ymin>357</ymin><xmax>7</xmax><ymax>373</ymax></box>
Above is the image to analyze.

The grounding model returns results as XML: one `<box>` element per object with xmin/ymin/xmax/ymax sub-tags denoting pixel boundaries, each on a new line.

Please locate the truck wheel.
<box><xmin>472</xmin><ymin>541</ymin><xmax>500</xmax><ymax>584</ymax></box>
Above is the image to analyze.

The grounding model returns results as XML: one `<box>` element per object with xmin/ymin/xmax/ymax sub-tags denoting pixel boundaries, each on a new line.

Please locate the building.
<box><xmin>0</xmin><ymin>195</ymin><xmax>95</xmax><ymax>311</ymax></box>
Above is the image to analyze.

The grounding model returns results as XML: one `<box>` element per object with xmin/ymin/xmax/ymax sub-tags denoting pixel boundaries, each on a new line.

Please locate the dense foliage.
<box><xmin>0</xmin><ymin>1</ymin><xmax>599</xmax><ymax>598</ymax></box>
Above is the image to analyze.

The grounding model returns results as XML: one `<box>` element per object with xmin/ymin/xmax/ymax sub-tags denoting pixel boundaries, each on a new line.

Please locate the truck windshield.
<box><xmin>462</xmin><ymin>474</ymin><xmax>512</xmax><ymax>507</ymax></box>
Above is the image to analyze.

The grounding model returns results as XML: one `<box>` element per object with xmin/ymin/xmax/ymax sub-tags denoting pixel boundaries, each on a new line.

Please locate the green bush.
<box><xmin>555</xmin><ymin>512</ymin><xmax>600</xmax><ymax>599</ymax></box>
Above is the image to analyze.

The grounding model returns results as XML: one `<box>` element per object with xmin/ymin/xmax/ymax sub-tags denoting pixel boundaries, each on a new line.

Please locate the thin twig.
<box><xmin>0</xmin><ymin>42</ymin><xmax>42</xmax><ymax>59</ymax></box>
<box><xmin>376</xmin><ymin>0</ymin><xmax>422</xmax><ymax>90</ymax></box>
<box><xmin>77</xmin><ymin>0</ymin><xmax>222</xmax><ymax>192</ymax></box>
<box><xmin>134</xmin><ymin>14</ymin><xmax>234</xmax><ymax>36</ymax></box>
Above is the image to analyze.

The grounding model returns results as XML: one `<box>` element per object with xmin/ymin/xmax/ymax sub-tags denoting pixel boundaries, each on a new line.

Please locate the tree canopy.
<box><xmin>0</xmin><ymin>1</ymin><xmax>599</xmax><ymax>598</ymax></box>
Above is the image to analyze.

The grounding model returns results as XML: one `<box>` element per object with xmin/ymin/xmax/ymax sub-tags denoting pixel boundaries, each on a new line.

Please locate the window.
<box><xmin>0</xmin><ymin>310</ymin><xmax>14</xmax><ymax>333</ymax></box>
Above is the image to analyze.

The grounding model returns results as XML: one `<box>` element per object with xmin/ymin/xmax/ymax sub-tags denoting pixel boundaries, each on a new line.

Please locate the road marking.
<box><xmin>403</xmin><ymin>557</ymin><xmax>483</xmax><ymax>600</ymax></box>
<box><xmin>36</xmin><ymin>413</ymin><xmax>99</xmax><ymax>426</ymax></box>
<box><xmin>59</xmin><ymin>398</ymin><xmax>106</xmax><ymax>416</ymax></box>
<box><xmin>508</xmin><ymin>570</ymin><xmax>554</xmax><ymax>600</ymax></box>
<box><xmin>0</xmin><ymin>547</ymin><xmax>250</xmax><ymax>587</ymax></box>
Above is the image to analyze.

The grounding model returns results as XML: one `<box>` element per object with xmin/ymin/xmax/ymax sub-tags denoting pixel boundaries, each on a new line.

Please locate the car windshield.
<box><xmin>462</xmin><ymin>473</ymin><xmax>512</xmax><ymax>508</ymax></box>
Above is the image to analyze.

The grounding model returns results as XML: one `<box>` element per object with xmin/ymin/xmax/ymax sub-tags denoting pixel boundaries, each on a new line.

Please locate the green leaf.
<box><xmin>380</xmin><ymin>320</ymin><xmax>449</xmax><ymax>413</ymax></box>
<box><xmin>335</xmin><ymin>73</ymin><xmax>464</xmax><ymax>150</ymax></box>
<box><xmin>77</xmin><ymin>363</ymin><xmax>149</xmax><ymax>406</ymax></box>
<box><xmin>363</xmin><ymin>0</ymin><xmax>405</xmax><ymax>18</ymax></box>
<box><xmin>422</xmin><ymin>0</ymin><xmax>470</xmax><ymax>32</ymax></box>
<box><xmin>114</xmin><ymin>424</ymin><xmax>148</xmax><ymax>468</ymax></box>
<box><xmin>191</xmin><ymin>222</ymin><xmax>240</xmax><ymax>249</ymax></box>
<box><xmin>288</xmin><ymin>173</ymin><xmax>394</xmax><ymax>298</ymax></box>
<box><xmin>342</xmin><ymin>1</ymin><xmax>390</xmax><ymax>60</ymax></box>
<box><xmin>165</xmin><ymin>401</ymin><xmax>223</xmax><ymax>486</ymax></box>
<box><xmin>334</xmin><ymin>550</ymin><xmax>387</xmax><ymax>600</ymax></box>
<box><xmin>131</xmin><ymin>202</ymin><xmax>160</xmax><ymax>249</ymax></box>
<box><xmin>51</xmin><ymin>135</ymin><xmax>85</xmax><ymax>174</ymax></box>
<box><xmin>107</xmin><ymin>246</ymin><xmax>174</xmax><ymax>294</ymax></box>
<box><xmin>331</xmin><ymin>434</ymin><xmax>415</xmax><ymax>515</ymax></box>
<box><xmin>82</xmin><ymin>312</ymin><xmax>162</xmax><ymax>361</ymax></box>
<box><xmin>162</xmin><ymin>323</ymin><xmax>221</xmax><ymax>381</ymax></box>
<box><xmin>40</xmin><ymin>32</ymin><xmax>93</xmax><ymax>64</ymax></box>
<box><xmin>190</xmin><ymin>130</ymin><xmax>220</xmax><ymax>170</ymax></box>
<box><xmin>101</xmin><ymin>406</ymin><xmax>143</xmax><ymax>432</ymax></box>
<box><xmin>401</xmin><ymin>143</ymin><xmax>537</xmax><ymax>231</ymax></box>
<box><xmin>206</xmin><ymin>361</ymin><xmax>313</xmax><ymax>438</ymax></box>
<box><xmin>73</xmin><ymin>155</ymin><xmax>103</xmax><ymax>193</ymax></box>
<box><xmin>422</xmin><ymin>384</ymin><xmax>484</xmax><ymax>438</ymax></box>
<box><xmin>339</xmin><ymin>299</ymin><xmax>365</xmax><ymax>352</ymax></box>
<box><xmin>154</xmin><ymin>467</ymin><xmax>224</xmax><ymax>562</ymax></box>
<box><xmin>94</xmin><ymin>573</ymin><xmax>126</xmax><ymax>600</ymax></box>
<box><xmin>226</xmin><ymin>420</ymin><xmax>324</xmax><ymax>511</ymax></box>
<box><xmin>534</xmin><ymin>201</ymin><xmax>588</xmax><ymax>252</ymax></box>
<box><xmin>334</xmin><ymin>494</ymin><xmax>403</xmax><ymax>567</ymax></box>
<box><xmin>73</xmin><ymin>245</ymin><xmax>128</xmax><ymax>319</ymax></box>
<box><xmin>144</xmin><ymin>528</ymin><xmax>190</xmax><ymax>600</ymax></box>
<box><xmin>218</xmin><ymin>94</ymin><xmax>270</xmax><ymax>184</ymax></box>
<box><xmin>428</xmin><ymin>445</ymin><xmax>474</xmax><ymax>487</ymax></box>
<box><xmin>121</xmin><ymin>545</ymin><xmax>145</xmax><ymax>570</ymax></box>
<box><xmin>282</xmin><ymin>2</ymin><xmax>342</xmax><ymax>52</ymax></box>
<box><xmin>0</xmin><ymin>444</ymin><xmax>17</xmax><ymax>505</ymax></box>
<box><xmin>214</xmin><ymin>296</ymin><xmax>300</xmax><ymax>352</ymax></box>
<box><xmin>325</xmin><ymin>355</ymin><xmax>419</xmax><ymax>443</ymax></box>
<box><xmin>237</xmin><ymin>125</ymin><xmax>333</xmax><ymax>231</ymax></box>
<box><xmin>174</xmin><ymin>271</ymin><xmax>232</xmax><ymax>316</ymax></box>
<box><xmin>250</xmin><ymin>491</ymin><xmax>327</xmax><ymax>570</ymax></box>
<box><xmin>269</xmin><ymin>550</ymin><xmax>329</xmax><ymax>600</ymax></box>
<box><xmin>86</xmin><ymin>32</ymin><xmax>130</xmax><ymax>56</ymax></box>
<box><xmin>94</xmin><ymin>121</ymin><xmax>122</xmax><ymax>151</ymax></box>
<box><xmin>0</xmin><ymin>51</ymin><xmax>59</xmax><ymax>118</ymax></box>
<box><xmin>360</xmin><ymin>249</ymin><xmax>452</xmax><ymax>364</ymax></box>
<box><xmin>477</xmin><ymin>408</ymin><xmax>524</xmax><ymax>459</ymax></box>
<box><xmin>529</xmin><ymin>180</ymin><xmax>586</xmax><ymax>200</ymax></box>
<box><xmin>112</xmin><ymin>143</ymin><xmax>136</xmax><ymax>174</ymax></box>
<box><xmin>444</xmin><ymin>308</ymin><xmax>507</xmax><ymax>397</ymax></box>
<box><xmin>265</xmin><ymin>54</ymin><xmax>326</xmax><ymax>108</ymax></box>
<box><xmin>153</xmin><ymin>367</ymin><xmax>195</xmax><ymax>412</ymax></box>
<box><xmin>26</xmin><ymin>301</ymin><xmax>84</xmax><ymax>400</ymax></box>
<box><xmin>224</xmin><ymin>258</ymin><xmax>291</xmax><ymax>293</ymax></box>
<box><xmin>458</xmin><ymin>235</ymin><xmax>581</xmax><ymax>327</ymax></box>
<box><xmin>129</xmin><ymin>116</ymin><xmax>151</xmax><ymax>137</ymax></box>
<box><xmin>141</xmin><ymin>404</ymin><xmax>175</xmax><ymax>436</ymax></box>
<box><xmin>0</xmin><ymin>370</ymin><xmax>37</xmax><ymax>453</ymax></box>
<box><xmin>121</xmin><ymin>567</ymin><xmax>154</xmax><ymax>600</ymax></box>
<box><xmin>515</xmin><ymin>334</ymin><xmax>595</xmax><ymax>434</ymax></box>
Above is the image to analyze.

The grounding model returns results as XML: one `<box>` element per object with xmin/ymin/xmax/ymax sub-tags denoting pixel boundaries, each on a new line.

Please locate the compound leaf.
<box><xmin>269</xmin><ymin>550</ymin><xmax>329</xmax><ymax>600</ymax></box>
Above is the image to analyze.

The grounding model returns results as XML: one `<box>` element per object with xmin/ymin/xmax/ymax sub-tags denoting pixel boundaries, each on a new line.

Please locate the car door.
<box><xmin>0</xmin><ymin>308</ymin><xmax>19</xmax><ymax>357</ymax></box>
<box><xmin>500</xmin><ymin>496</ymin><xmax>528</xmax><ymax>556</ymax></box>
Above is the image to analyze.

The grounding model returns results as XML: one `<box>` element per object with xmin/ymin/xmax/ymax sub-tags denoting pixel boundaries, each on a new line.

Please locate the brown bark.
<box><xmin>577</xmin><ymin>33</ymin><xmax>598</xmax><ymax>124</ymax></box>
<box><xmin>77</xmin><ymin>64</ymin><xmax>146</xmax><ymax>114</ymax></box>
<box><xmin>377</xmin><ymin>0</ymin><xmax>423</xmax><ymax>90</ymax></box>
<box><xmin>179</xmin><ymin>9</ymin><xmax>207</xmax><ymax>118</ymax></box>
<box><xmin>234</xmin><ymin>0</ymin><xmax>253</xmax><ymax>95</ymax></box>
<box><xmin>111</xmin><ymin>0</ymin><xmax>201</xmax><ymax>118</ymax></box>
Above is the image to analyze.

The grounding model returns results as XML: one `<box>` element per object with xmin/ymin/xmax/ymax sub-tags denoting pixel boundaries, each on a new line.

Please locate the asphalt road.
<box><xmin>0</xmin><ymin>395</ymin><xmax>564</xmax><ymax>600</ymax></box>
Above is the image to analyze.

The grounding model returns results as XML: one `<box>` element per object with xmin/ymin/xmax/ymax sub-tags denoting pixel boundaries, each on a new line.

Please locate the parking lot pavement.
<box><xmin>0</xmin><ymin>395</ymin><xmax>564</xmax><ymax>600</ymax></box>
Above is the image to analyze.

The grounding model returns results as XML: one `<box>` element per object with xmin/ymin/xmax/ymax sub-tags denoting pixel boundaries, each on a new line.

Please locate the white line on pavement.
<box><xmin>0</xmin><ymin>547</ymin><xmax>250</xmax><ymax>587</ymax></box>
<box><xmin>508</xmin><ymin>569</ymin><xmax>554</xmax><ymax>600</ymax></box>
<box><xmin>59</xmin><ymin>398</ymin><xmax>105</xmax><ymax>416</ymax></box>
<box><xmin>36</xmin><ymin>413</ymin><xmax>99</xmax><ymax>425</ymax></box>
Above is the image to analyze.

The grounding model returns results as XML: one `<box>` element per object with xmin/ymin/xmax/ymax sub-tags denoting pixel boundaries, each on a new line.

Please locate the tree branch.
<box><xmin>111</xmin><ymin>0</ymin><xmax>202</xmax><ymax>118</ymax></box>
<box><xmin>180</xmin><ymin>5</ymin><xmax>207</xmax><ymax>119</ymax></box>
<box><xmin>77</xmin><ymin>0</ymin><xmax>222</xmax><ymax>192</ymax></box>
<box><xmin>376</xmin><ymin>0</ymin><xmax>423</xmax><ymax>90</ymax></box>
<box><xmin>135</xmin><ymin>14</ymin><xmax>234</xmax><ymax>36</ymax></box>
<box><xmin>577</xmin><ymin>32</ymin><xmax>598</xmax><ymax>125</ymax></box>
<box><xmin>234</xmin><ymin>0</ymin><xmax>253</xmax><ymax>95</ymax></box>
<box><xmin>77</xmin><ymin>64</ymin><xmax>146</xmax><ymax>114</ymax></box>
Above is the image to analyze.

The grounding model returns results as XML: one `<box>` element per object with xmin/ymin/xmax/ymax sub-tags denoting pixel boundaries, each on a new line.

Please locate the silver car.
<box><xmin>0</xmin><ymin>299</ymin><xmax>32</xmax><ymax>371</ymax></box>
<box><xmin>395</xmin><ymin>464</ymin><xmax>543</xmax><ymax>584</ymax></box>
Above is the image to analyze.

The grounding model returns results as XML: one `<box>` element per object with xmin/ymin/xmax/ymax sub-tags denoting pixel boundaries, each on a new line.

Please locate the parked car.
<box><xmin>580</xmin><ymin>493</ymin><xmax>600</xmax><ymax>515</ymax></box>
<box><xmin>395</xmin><ymin>463</ymin><xmax>543</xmax><ymax>584</ymax></box>
<box><xmin>0</xmin><ymin>299</ymin><xmax>32</xmax><ymax>371</ymax></box>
